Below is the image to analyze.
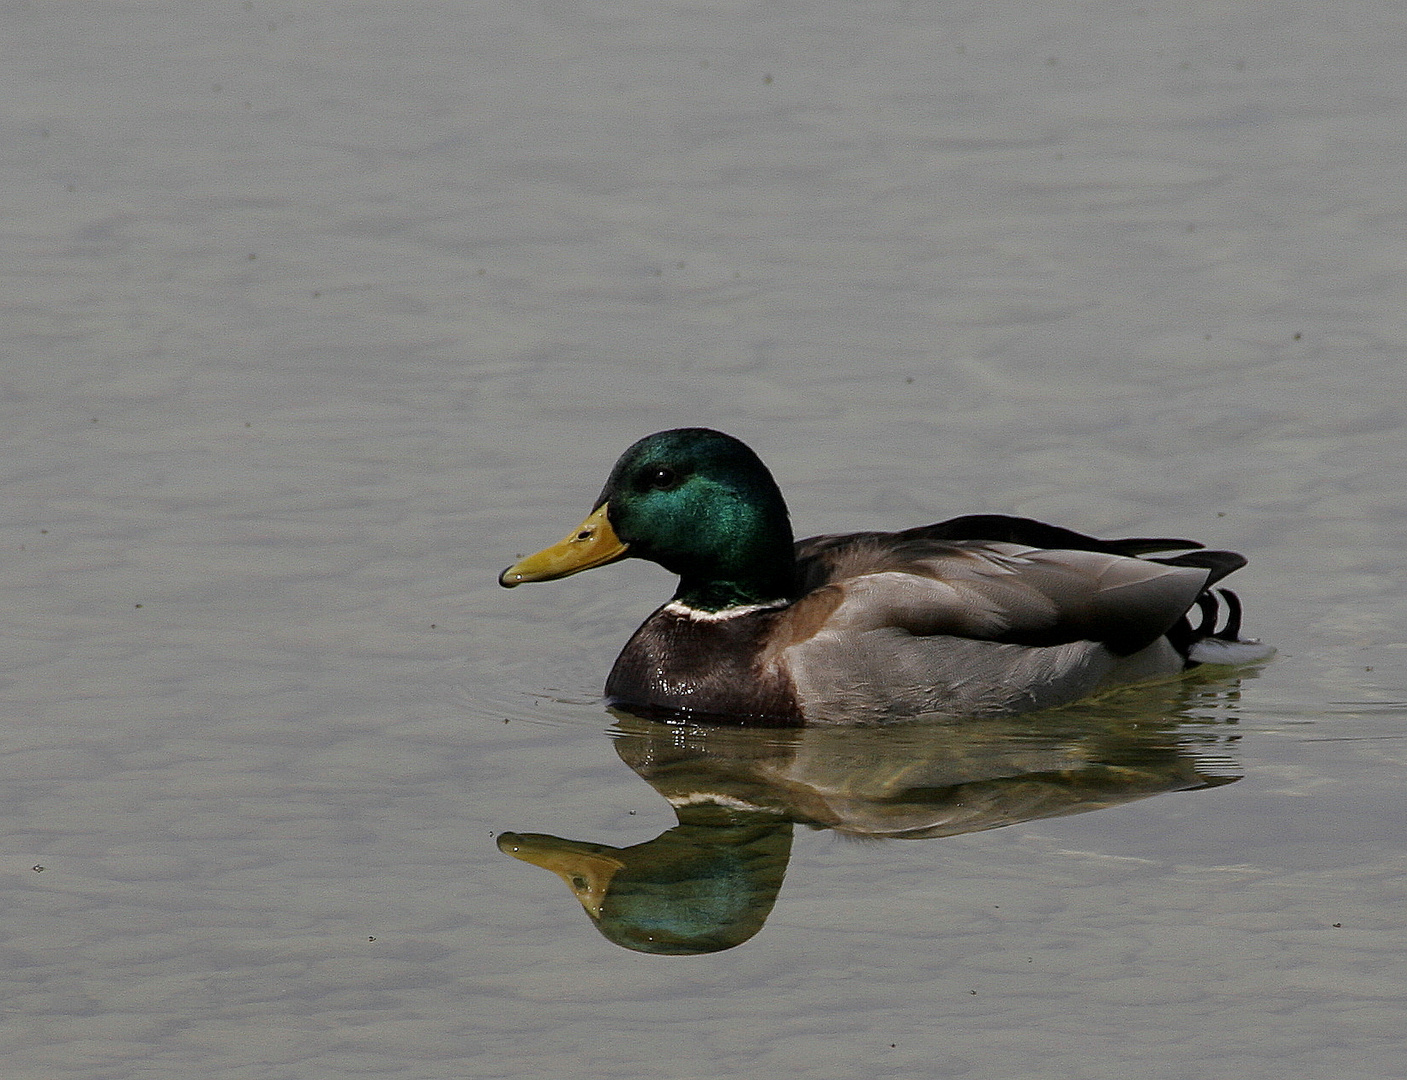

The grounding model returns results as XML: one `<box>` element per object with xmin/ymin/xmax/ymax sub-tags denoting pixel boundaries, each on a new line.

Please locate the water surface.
<box><xmin>2</xmin><ymin>2</ymin><xmax>1405</xmax><ymax>1077</ymax></box>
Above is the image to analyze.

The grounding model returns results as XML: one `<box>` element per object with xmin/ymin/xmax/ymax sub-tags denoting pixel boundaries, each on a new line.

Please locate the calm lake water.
<box><xmin>3</xmin><ymin>2</ymin><xmax>1405</xmax><ymax>1077</ymax></box>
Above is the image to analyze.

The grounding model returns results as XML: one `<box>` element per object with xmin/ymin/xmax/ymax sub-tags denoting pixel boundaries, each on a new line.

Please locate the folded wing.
<box><xmin>790</xmin><ymin>515</ymin><xmax>1238</xmax><ymax>656</ymax></box>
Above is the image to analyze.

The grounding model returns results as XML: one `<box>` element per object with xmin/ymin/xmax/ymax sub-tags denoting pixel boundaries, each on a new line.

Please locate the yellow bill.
<box><xmin>499</xmin><ymin>503</ymin><xmax>628</xmax><ymax>587</ymax></box>
<box><xmin>496</xmin><ymin>832</ymin><xmax>626</xmax><ymax>919</ymax></box>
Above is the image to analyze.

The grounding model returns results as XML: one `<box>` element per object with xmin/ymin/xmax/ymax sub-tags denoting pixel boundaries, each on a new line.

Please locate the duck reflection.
<box><xmin>498</xmin><ymin>677</ymin><xmax>1245</xmax><ymax>954</ymax></box>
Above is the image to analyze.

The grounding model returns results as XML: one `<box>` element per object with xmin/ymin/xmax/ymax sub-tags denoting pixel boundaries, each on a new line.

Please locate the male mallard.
<box><xmin>499</xmin><ymin>428</ymin><xmax>1271</xmax><ymax>724</ymax></box>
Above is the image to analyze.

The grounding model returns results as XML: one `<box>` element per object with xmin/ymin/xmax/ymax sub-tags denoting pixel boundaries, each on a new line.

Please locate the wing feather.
<box><xmin>790</xmin><ymin>541</ymin><xmax>1211</xmax><ymax>655</ymax></box>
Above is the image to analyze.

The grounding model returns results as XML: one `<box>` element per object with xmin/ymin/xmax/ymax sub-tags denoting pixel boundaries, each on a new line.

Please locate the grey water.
<box><xmin>2</xmin><ymin>2</ymin><xmax>1405</xmax><ymax>1077</ymax></box>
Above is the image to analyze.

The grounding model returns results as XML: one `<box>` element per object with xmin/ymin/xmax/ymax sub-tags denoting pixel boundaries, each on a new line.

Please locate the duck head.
<box><xmin>499</xmin><ymin>428</ymin><xmax>797</xmax><ymax>611</ymax></box>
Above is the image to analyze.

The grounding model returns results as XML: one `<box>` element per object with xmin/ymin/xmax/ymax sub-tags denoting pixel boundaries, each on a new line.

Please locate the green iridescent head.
<box><xmin>500</xmin><ymin>428</ymin><xmax>797</xmax><ymax>611</ymax></box>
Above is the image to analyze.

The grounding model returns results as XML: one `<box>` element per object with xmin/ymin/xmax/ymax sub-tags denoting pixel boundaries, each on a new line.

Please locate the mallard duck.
<box><xmin>499</xmin><ymin>428</ymin><xmax>1271</xmax><ymax>724</ymax></box>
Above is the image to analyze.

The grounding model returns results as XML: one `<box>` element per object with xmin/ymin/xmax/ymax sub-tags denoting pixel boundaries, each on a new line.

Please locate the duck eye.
<box><xmin>643</xmin><ymin>466</ymin><xmax>679</xmax><ymax>491</ymax></box>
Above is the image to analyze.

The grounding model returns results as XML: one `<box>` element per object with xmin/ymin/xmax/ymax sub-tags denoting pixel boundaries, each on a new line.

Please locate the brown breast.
<box><xmin>604</xmin><ymin>605</ymin><xmax>804</xmax><ymax>725</ymax></box>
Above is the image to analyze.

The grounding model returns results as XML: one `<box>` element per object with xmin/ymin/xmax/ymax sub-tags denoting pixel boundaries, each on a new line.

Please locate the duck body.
<box><xmin>501</xmin><ymin>429</ymin><xmax>1271</xmax><ymax>725</ymax></box>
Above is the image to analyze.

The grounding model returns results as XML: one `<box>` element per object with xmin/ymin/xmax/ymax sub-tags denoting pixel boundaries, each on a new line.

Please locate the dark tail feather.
<box><xmin>1151</xmin><ymin>549</ymin><xmax>1248</xmax><ymax>589</ymax></box>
